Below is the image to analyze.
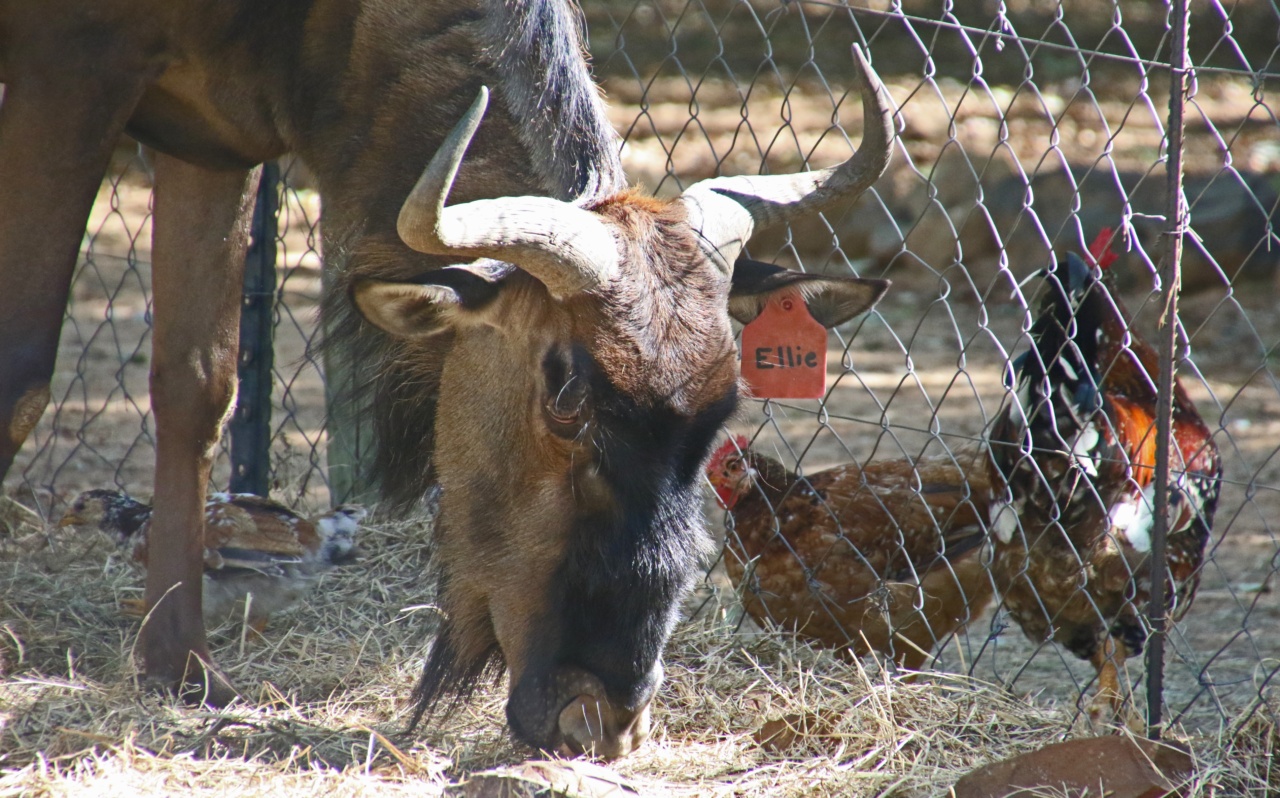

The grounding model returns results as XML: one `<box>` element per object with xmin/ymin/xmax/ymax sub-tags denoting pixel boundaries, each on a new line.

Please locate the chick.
<box><xmin>62</xmin><ymin>489</ymin><xmax>365</xmax><ymax>631</ymax></box>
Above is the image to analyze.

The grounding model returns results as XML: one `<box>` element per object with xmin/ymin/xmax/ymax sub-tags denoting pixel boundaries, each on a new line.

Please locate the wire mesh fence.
<box><xmin>10</xmin><ymin>152</ymin><xmax>331</xmax><ymax>511</ymax></box>
<box><xmin>7</xmin><ymin>0</ymin><xmax>1279</xmax><ymax>753</ymax></box>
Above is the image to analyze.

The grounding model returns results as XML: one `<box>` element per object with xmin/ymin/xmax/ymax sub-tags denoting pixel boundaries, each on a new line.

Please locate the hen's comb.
<box><xmin>708</xmin><ymin>435</ymin><xmax>750</xmax><ymax>472</ymax></box>
<box><xmin>1087</xmin><ymin>227</ymin><xmax>1119</xmax><ymax>270</ymax></box>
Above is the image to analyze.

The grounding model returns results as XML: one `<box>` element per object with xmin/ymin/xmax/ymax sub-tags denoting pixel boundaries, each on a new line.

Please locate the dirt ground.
<box><xmin>5</xmin><ymin>53</ymin><xmax>1280</xmax><ymax>786</ymax></box>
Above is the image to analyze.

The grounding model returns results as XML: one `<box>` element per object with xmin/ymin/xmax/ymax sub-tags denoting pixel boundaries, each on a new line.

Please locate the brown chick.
<box><xmin>61</xmin><ymin>489</ymin><xmax>366</xmax><ymax>631</ymax></box>
<box><xmin>707</xmin><ymin>436</ymin><xmax>995</xmax><ymax>672</ymax></box>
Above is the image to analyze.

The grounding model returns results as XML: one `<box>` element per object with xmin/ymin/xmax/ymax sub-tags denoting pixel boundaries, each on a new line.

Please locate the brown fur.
<box><xmin>581</xmin><ymin>192</ymin><xmax>739</xmax><ymax>406</ymax></box>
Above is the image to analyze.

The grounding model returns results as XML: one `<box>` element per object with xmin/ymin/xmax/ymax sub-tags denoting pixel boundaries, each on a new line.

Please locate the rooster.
<box><xmin>61</xmin><ymin>490</ymin><xmax>366</xmax><ymax>632</ymax></box>
<box><xmin>707</xmin><ymin>436</ymin><xmax>995</xmax><ymax>672</ymax></box>
<box><xmin>986</xmin><ymin>230</ymin><xmax>1222</xmax><ymax>724</ymax></box>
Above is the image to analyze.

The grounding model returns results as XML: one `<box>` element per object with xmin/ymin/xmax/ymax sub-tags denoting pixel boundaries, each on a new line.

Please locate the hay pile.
<box><xmin>0</xmin><ymin>497</ymin><xmax>1272</xmax><ymax>796</ymax></box>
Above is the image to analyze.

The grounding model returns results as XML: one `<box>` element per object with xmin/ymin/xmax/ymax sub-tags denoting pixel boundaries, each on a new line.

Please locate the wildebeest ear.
<box><xmin>728</xmin><ymin>257</ymin><xmax>890</xmax><ymax>328</ymax></box>
<box><xmin>351</xmin><ymin>264</ymin><xmax>504</xmax><ymax>339</ymax></box>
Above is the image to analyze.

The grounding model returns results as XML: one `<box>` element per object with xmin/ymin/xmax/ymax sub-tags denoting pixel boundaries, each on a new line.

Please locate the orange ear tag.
<box><xmin>740</xmin><ymin>289</ymin><xmax>828</xmax><ymax>399</ymax></box>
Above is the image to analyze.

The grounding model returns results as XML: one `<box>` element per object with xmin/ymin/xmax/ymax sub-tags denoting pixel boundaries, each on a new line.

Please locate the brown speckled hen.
<box><xmin>707</xmin><ymin>436</ymin><xmax>995</xmax><ymax>672</ymax></box>
<box><xmin>986</xmin><ymin>233</ymin><xmax>1222</xmax><ymax>724</ymax></box>
<box><xmin>61</xmin><ymin>490</ymin><xmax>365</xmax><ymax>632</ymax></box>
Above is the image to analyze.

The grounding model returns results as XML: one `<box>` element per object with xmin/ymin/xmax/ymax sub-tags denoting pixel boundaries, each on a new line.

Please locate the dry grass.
<box><xmin>0</xmin><ymin>501</ymin><xmax>1273</xmax><ymax>797</ymax></box>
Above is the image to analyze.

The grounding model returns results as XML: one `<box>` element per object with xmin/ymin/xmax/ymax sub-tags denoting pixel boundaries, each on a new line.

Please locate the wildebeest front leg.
<box><xmin>146</xmin><ymin>151</ymin><xmax>260</xmax><ymax>705</ymax></box>
<box><xmin>0</xmin><ymin>45</ymin><xmax>149</xmax><ymax>480</ymax></box>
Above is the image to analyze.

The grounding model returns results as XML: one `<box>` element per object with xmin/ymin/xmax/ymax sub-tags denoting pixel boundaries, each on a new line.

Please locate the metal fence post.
<box><xmin>1146</xmin><ymin>0</ymin><xmax>1191</xmax><ymax>741</ymax></box>
<box><xmin>229</xmin><ymin>161</ymin><xmax>280</xmax><ymax>496</ymax></box>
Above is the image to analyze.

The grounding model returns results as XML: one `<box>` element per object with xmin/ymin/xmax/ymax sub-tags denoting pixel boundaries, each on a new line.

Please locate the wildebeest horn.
<box><xmin>397</xmin><ymin>87</ymin><xmax>620</xmax><ymax>299</ymax></box>
<box><xmin>679</xmin><ymin>45</ymin><xmax>895</xmax><ymax>272</ymax></box>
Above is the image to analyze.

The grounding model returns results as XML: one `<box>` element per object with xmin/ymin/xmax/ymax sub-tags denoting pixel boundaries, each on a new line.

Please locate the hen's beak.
<box><xmin>59</xmin><ymin>512</ymin><xmax>86</xmax><ymax>528</ymax></box>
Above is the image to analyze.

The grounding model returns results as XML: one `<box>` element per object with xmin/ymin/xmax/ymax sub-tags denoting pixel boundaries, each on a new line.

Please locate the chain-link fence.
<box><xmin>9</xmin><ymin>151</ymin><xmax>331</xmax><ymax>510</ymax></box>
<box><xmin>8</xmin><ymin>0</ymin><xmax>1279</xmax><ymax>749</ymax></box>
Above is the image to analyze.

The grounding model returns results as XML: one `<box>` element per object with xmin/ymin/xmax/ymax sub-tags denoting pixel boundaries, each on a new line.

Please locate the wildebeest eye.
<box><xmin>542</xmin><ymin>349</ymin><xmax>590</xmax><ymax>438</ymax></box>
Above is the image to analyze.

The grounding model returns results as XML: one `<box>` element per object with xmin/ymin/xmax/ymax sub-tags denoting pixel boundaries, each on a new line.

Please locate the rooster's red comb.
<box><xmin>1087</xmin><ymin>227</ymin><xmax>1119</xmax><ymax>270</ymax></box>
<box><xmin>708</xmin><ymin>435</ymin><xmax>750</xmax><ymax>473</ymax></box>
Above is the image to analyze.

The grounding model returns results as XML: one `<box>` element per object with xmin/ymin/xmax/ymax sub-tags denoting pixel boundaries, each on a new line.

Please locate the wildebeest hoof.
<box><xmin>556</xmin><ymin>694</ymin><xmax>651</xmax><ymax>760</ymax></box>
<box><xmin>177</xmin><ymin>665</ymin><xmax>239</xmax><ymax>708</ymax></box>
<box><xmin>139</xmin><ymin>655</ymin><xmax>239</xmax><ymax>708</ymax></box>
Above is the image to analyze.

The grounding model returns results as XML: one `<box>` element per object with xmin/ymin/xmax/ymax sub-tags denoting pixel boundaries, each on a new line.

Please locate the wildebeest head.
<box><xmin>351</xmin><ymin>47</ymin><xmax>893</xmax><ymax>758</ymax></box>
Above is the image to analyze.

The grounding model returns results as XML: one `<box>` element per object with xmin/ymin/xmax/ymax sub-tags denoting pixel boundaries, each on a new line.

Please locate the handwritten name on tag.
<box><xmin>740</xmin><ymin>290</ymin><xmax>828</xmax><ymax>399</ymax></box>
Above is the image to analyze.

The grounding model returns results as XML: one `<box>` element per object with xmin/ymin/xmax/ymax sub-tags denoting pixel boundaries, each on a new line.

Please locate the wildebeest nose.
<box><xmin>556</xmin><ymin>694</ymin><xmax>651</xmax><ymax>760</ymax></box>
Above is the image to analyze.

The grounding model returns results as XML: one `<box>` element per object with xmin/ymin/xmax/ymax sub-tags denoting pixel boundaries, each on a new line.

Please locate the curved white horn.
<box><xmin>680</xmin><ymin>45</ymin><xmax>895</xmax><ymax>272</ymax></box>
<box><xmin>397</xmin><ymin>87</ymin><xmax>620</xmax><ymax>299</ymax></box>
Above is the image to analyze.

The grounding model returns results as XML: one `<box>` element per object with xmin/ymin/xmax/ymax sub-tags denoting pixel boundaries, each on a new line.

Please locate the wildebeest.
<box><xmin>0</xmin><ymin>0</ymin><xmax>893</xmax><ymax>757</ymax></box>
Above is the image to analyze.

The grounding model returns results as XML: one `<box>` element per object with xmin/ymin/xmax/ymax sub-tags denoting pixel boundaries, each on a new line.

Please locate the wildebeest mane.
<box><xmin>407</xmin><ymin>572</ymin><xmax>506</xmax><ymax>731</ymax></box>
<box><xmin>483</xmin><ymin>0</ymin><xmax>626</xmax><ymax>203</ymax></box>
